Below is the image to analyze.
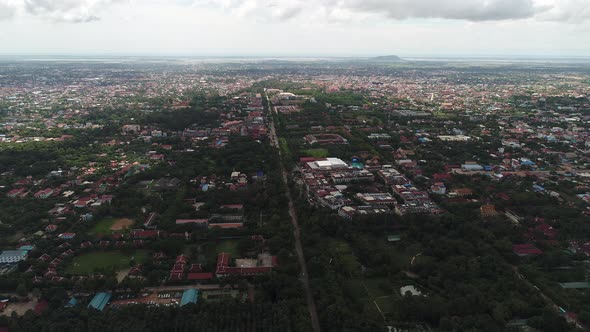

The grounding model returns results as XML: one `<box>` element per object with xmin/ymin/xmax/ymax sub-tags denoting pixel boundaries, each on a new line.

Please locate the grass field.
<box><xmin>89</xmin><ymin>218</ymin><xmax>116</xmax><ymax>235</ymax></box>
<box><xmin>216</xmin><ymin>240</ymin><xmax>239</xmax><ymax>257</ymax></box>
<box><xmin>66</xmin><ymin>250</ymin><xmax>148</xmax><ymax>275</ymax></box>
<box><xmin>302</xmin><ymin>148</ymin><xmax>329</xmax><ymax>158</ymax></box>
<box><xmin>279</xmin><ymin>137</ymin><xmax>292</xmax><ymax>160</ymax></box>
<box><xmin>90</xmin><ymin>218</ymin><xmax>135</xmax><ymax>235</ymax></box>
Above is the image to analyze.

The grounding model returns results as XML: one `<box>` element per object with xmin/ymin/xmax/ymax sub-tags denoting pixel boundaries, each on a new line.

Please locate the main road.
<box><xmin>266</xmin><ymin>94</ymin><xmax>322</xmax><ymax>332</ymax></box>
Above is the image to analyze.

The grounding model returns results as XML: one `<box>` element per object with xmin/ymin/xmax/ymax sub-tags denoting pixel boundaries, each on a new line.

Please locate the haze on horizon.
<box><xmin>0</xmin><ymin>0</ymin><xmax>589</xmax><ymax>57</ymax></box>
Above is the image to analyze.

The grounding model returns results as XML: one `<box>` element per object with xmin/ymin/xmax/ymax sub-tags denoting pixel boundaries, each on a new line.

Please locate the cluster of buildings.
<box><xmin>298</xmin><ymin>157</ymin><xmax>442</xmax><ymax>219</ymax></box>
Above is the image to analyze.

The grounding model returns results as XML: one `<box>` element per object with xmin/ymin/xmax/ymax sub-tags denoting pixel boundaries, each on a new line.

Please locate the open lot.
<box><xmin>90</xmin><ymin>218</ymin><xmax>135</xmax><ymax>235</ymax></box>
<box><xmin>110</xmin><ymin>218</ymin><xmax>135</xmax><ymax>231</ymax></box>
<box><xmin>66</xmin><ymin>250</ymin><xmax>148</xmax><ymax>275</ymax></box>
<box><xmin>302</xmin><ymin>148</ymin><xmax>329</xmax><ymax>158</ymax></box>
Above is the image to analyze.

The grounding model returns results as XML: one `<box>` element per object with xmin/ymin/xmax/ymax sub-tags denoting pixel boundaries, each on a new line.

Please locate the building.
<box><xmin>304</xmin><ymin>133</ymin><xmax>348</xmax><ymax>145</ymax></box>
<box><xmin>356</xmin><ymin>193</ymin><xmax>397</xmax><ymax>206</ymax></box>
<box><xmin>461</xmin><ymin>164</ymin><xmax>484</xmax><ymax>172</ymax></box>
<box><xmin>480</xmin><ymin>205</ymin><xmax>499</xmax><ymax>217</ymax></box>
<box><xmin>58</xmin><ymin>233</ymin><xmax>76</xmax><ymax>240</ymax></box>
<box><xmin>143</xmin><ymin>212</ymin><xmax>159</xmax><ymax>229</ymax></box>
<box><xmin>176</xmin><ymin>219</ymin><xmax>208</xmax><ymax>228</ymax></box>
<box><xmin>34</xmin><ymin>188</ymin><xmax>54</xmax><ymax>199</ymax></box>
<box><xmin>338</xmin><ymin>206</ymin><xmax>393</xmax><ymax>220</ymax></box>
<box><xmin>513</xmin><ymin>244</ymin><xmax>543</xmax><ymax>257</ymax></box>
<box><xmin>88</xmin><ymin>292</ymin><xmax>111</xmax><ymax>311</ymax></box>
<box><xmin>180</xmin><ymin>289</ymin><xmax>199</xmax><ymax>306</ymax></box>
<box><xmin>0</xmin><ymin>250</ymin><xmax>27</xmax><ymax>264</ymax></box>
<box><xmin>305</xmin><ymin>158</ymin><xmax>349</xmax><ymax>171</ymax></box>
<box><xmin>215</xmin><ymin>252</ymin><xmax>276</xmax><ymax>277</ymax></box>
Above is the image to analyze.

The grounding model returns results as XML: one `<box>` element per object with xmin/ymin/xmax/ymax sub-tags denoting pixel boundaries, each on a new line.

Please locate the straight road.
<box><xmin>266</xmin><ymin>94</ymin><xmax>322</xmax><ymax>332</ymax></box>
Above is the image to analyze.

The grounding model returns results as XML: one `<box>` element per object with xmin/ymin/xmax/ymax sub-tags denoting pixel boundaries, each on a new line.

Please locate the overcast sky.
<box><xmin>0</xmin><ymin>0</ymin><xmax>589</xmax><ymax>57</ymax></box>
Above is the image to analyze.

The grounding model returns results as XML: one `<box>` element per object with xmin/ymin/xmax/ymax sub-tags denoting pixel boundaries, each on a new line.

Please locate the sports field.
<box><xmin>66</xmin><ymin>250</ymin><xmax>148</xmax><ymax>275</ymax></box>
<box><xmin>89</xmin><ymin>218</ymin><xmax>135</xmax><ymax>235</ymax></box>
<box><xmin>302</xmin><ymin>148</ymin><xmax>329</xmax><ymax>158</ymax></box>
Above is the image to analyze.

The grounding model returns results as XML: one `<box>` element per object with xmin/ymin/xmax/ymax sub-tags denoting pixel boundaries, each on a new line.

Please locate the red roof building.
<box><xmin>513</xmin><ymin>244</ymin><xmax>543</xmax><ymax>256</ymax></box>
<box><xmin>187</xmin><ymin>272</ymin><xmax>214</xmax><ymax>281</ymax></box>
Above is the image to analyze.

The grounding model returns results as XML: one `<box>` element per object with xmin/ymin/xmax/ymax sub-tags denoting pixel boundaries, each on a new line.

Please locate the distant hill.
<box><xmin>371</xmin><ymin>55</ymin><xmax>403</xmax><ymax>62</ymax></box>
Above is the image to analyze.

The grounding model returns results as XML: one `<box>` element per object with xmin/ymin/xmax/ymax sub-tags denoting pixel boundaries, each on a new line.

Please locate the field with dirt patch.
<box><xmin>90</xmin><ymin>218</ymin><xmax>135</xmax><ymax>235</ymax></box>
<box><xmin>110</xmin><ymin>218</ymin><xmax>135</xmax><ymax>231</ymax></box>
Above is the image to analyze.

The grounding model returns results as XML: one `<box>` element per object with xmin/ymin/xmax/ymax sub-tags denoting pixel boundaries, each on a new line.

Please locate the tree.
<box><xmin>16</xmin><ymin>283</ymin><xmax>27</xmax><ymax>297</ymax></box>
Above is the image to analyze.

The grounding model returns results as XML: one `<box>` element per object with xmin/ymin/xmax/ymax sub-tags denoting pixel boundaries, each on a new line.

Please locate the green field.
<box><xmin>66</xmin><ymin>250</ymin><xmax>148</xmax><ymax>275</ymax></box>
<box><xmin>279</xmin><ymin>137</ymin><xmax>292</xmax><ymax>160</ymax></box>
<box><xmin>302</xmin><ymin>148</ymin><xmax>329</xmax><ymax>158</ymax></box>
<box><xmin>89</xmin><ymin>218</ymin><xmax>116</xmax><ymax>235</ymax></box>
<box><xmin>216</xmin><ymin>240</ymin><xmax>239</xmax><ymax>257</ymax></box>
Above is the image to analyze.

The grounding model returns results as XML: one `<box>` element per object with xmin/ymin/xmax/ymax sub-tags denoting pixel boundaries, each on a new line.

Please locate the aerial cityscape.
<box><xmin>0</xmin><ymin>0</ymin><xmax>590</xmax><ymax>331</ymax></box>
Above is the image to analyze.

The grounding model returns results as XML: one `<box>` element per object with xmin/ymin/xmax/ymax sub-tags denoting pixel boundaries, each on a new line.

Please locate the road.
<box><xmin>266</xmin><ymin>94</ymin><xmax>322</xmax><ymax>332</ymax></box>
<box><xmin>511</xmin><ymin>265</ymin><xmax>586</xmax><ymax>330</ymax></box>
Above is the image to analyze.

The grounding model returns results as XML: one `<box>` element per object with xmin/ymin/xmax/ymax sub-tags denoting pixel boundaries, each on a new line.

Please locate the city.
<box><xmin>0</xmin><ymin>0</ymin><xmax>589</xmax><ymax>331</ymax></box>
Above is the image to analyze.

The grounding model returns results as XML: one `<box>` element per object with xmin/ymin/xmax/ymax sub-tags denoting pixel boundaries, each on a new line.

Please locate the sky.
<box><xmin>0</xmin><ymin>0</ymin><xmax>589</xmax><ymax>57</ymax></box>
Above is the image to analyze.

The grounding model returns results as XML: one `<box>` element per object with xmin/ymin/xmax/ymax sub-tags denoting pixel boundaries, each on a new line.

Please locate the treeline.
<box><xmin>3</xmin><ymin>302</ymin><xmax>291</xmax><ymax>332</ymax></box>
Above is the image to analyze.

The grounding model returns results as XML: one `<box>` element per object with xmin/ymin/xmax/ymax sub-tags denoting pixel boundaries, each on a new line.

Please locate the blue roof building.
<box><xmin>88</xmin><ymin>292</ymin><xmax>111</xmax><ymax>311</ymax></box>
<box><xmin>0</xmin><ymin>250</ymin><xmax>28</xmax><ymax>264</ymax></box>
<box><xmin>65</xmin><ymin>297</ymin><xmax>78</xmax><ymax>308</ymax></box>
<box><xmin>180</xmin><ymin>289</ymin><xmax>199</xmax><ymax>307</ymax></box>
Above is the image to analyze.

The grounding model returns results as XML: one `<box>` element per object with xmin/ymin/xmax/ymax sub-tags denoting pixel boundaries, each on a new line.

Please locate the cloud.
<box><xmin>2</xmin><ymin>0</ymin><xmax>589</xmax><ymax>24</ymax></box>
<box><xmin>0</xmin><ymin>0</ymin><xmax>17</xmax><ymax>20</ymax></box>
<box><xmin>339</xmin><ymin>0</ymin><xmax>540</xmax><ymax>21</ymax></box>
<box><xmin>17</xmin><ymin>0</ymin><xmax>117</xmax><ymax>22</ymax></box>
<box><xmin>197</xmin><ymin>0</ymin><xmax>590</xmax><ymax>23</ymax></box>
<box><xmin>536</xmin><ymin>0</ymin><xmax>590</xmax><ymax>23</ymax></box>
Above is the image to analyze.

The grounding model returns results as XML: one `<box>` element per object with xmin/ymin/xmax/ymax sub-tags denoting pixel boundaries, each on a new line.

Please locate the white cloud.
<box><xmin>196</xmin><ymin>0</ymin><xmax>589</xmax><ymax>23</ymax></box>
<box><xmin>0</xmin><ymin>0</ymin><xmax>119</xmax><ymax>22</ymax></box>
<box><xmin>0</xmin><ymin>0</ymin><xmax>17</xmax><ymax>20</ymax></box>
<box><xmin>1</xmin><ymin>0</ymin><xmax>588</xmax><ymax>23</ymax></box>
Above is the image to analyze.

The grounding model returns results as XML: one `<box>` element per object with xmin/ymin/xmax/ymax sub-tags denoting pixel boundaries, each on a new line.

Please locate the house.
<box><xmin>74</xmin><ymin>197</ymin><xmax>93</xmax><ymax>208</ymax></box>
<box><xmin>49</xmin><ymin>258</ymin><xmax>62</xmax><ymax>268</ymax></box>
<box><xmin>513</xmin><ymin>244</ymin><xmax>543</xmax><ymax>256</ymax></box>
<box><xmin>58</xmin><ymin>233</ymin><xmax>76</xmax><ymax>240</ymax></box>
<box><xmin>97</xmin><ymin>195</ymin><xmax>114</xmax><ymax>204</ymax></box>
<box><xmin>430</xmin><ymin>182</ymin><xmax>447</xmax><ymax>195</ymax></box>
<box><xmin>128</xmin><ymin>265</ymin><xmax>143</xmax><ymax>276</ymax></box>
<box><xmin>449</xmin><ymin>188</ymin><xmax>474</xmax><ymax>197</ymax></box>
<box><xmin>187</xmin><ymin>272</ymin><xmax>214</xmax><ymax>281</ymax></box>
<box><xmin>6</xmin><ymin>188</ymin><xmax>26</xmax><ymax>198</ymax></box>
<box><xmin>38</xmin><ymin>254</ymin><xmax>51</xmax><ymax>262</ymax></box>
<box><xmin>34</xmin><ymin>188</ymin><xmax>54</xmax><ymax>199</ymax></box>
<box><xmin>143</xmin><ymin>212</ymin><xmax>159</xmax><ymax>229</ymax></box>
<box><xmin>131</xmin><ymin>230</ymin><xmax>160</xmax><ymax>239</ymax></box>
<box><xmin>45</xmin><ymin>224</ymin><xmax>58</xmax><ymax>233</ymax></box>
<box><xmin>0</xmin><ymin>250</ymin><xmax>28</xmax><ymax>264</ymax></box>
<box><xmin>208</xmin><ymin>222</ymin><xmax>243</xmax><ymax>229</ymax></box>
<box><xmin>80</xmin><ymin>213</ymin><xmax>94</xmax><ymax>222</ymax></box>
<box><xmin>80</xmin><ymin>241</ymin><xmax>93</xmax><ymax>249</ymax></box>
<box><xmin>150</xmin><ymin>154</ymin><xmax>165</xmax><ymax>161</ymax></box>
<box><xmin>176</xmin><ymin>219</ymin><xmax>208</xmax><ymax>227</ymax></box>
